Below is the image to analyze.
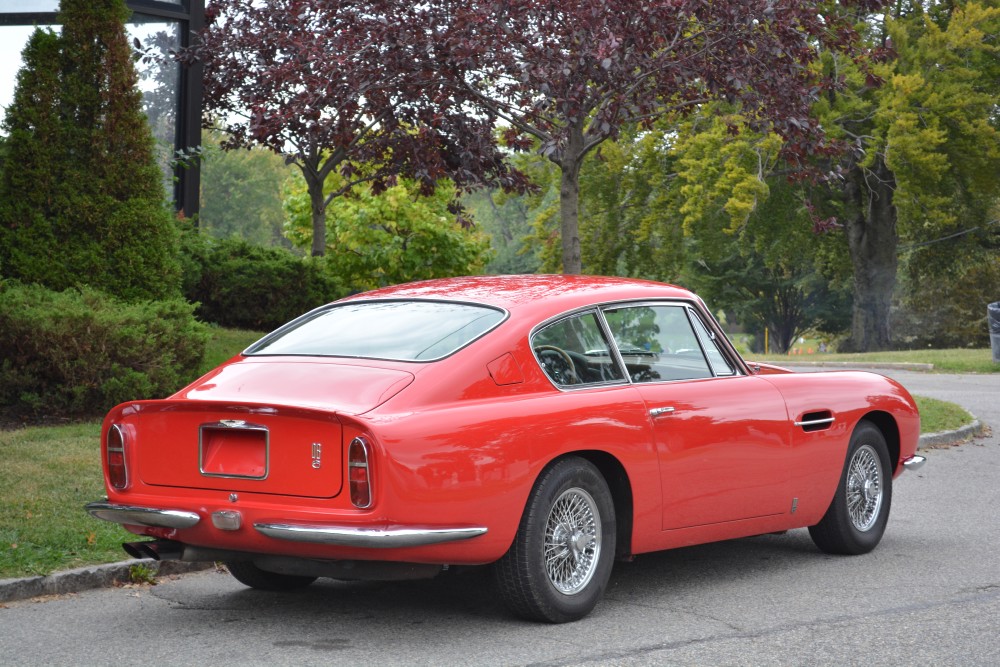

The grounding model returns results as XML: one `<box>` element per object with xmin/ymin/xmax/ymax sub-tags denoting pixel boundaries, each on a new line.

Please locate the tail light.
<box><xmin>348</xmin><ymin>437</ymin><xmax>372</xmax><ymax>508</ymax></box>
<box><xmin>106</xmin><ymin>424</ymin><xmax>129</xmax><ymax>490</ymax></box>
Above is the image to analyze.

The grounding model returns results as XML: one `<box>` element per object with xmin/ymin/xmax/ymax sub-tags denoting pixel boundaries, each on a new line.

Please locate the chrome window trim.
<box><xmin>530</xmin><ymin>299</ymin><xmax>747</xmax><ymax>393</ymax></box>
<box><xmin>684</xmin><ymin>306</ymin><xmax>738</xmax><ymax>377</ymax></box>
<box><xmin>244</xmin><ymin>298</ymin><xmax>509</xmax><ymax>363</ymax></box>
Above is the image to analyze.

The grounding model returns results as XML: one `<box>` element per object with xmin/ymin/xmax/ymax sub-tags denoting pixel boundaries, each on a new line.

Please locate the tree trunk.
<box><xmin>557</xmin><ymin>128</ymin><xmax>585</xmax><ymax>274</ymax></box>
<box><xmin>304</xmin><ymin>168</ymin><xmax>327</xmax><ymax>257</ymax></box>
<box><xmin>843</xmin><ymin>157</ymin><xmax>898</xmax><ymax>351</ymax></box>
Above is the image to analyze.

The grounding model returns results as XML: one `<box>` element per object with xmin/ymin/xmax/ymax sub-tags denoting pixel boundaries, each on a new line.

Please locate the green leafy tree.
<box><xmin>683</xmin><ymin>177</ymin><xmax>853</xmax><ymax>353</ymax></box>
<box><xmin>461</xmin><ymin>187</ymin><xmax>543</xmax><ymax>274</ymax></box>
<box><xmin>199</xmin><ymin>129</ymin><xmax>296</xmax><ymax>248</ymax></box>
<box><xmin>284</xmin><ymin>175</ymin><xmax>491</xmax><ymax>292</ymax></box>
<box><xmin>808</xmin><ymin>0</ymin><xmax>1000</xmax><ymax>350</ymax></box>
<box><xmin>0</xmin><ymin>0</ymin><xmax>180</xmax><ymax>301</ymax></box>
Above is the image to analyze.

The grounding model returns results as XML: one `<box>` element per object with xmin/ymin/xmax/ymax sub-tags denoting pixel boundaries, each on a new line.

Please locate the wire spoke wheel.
<box><xmin>809</xmin><ymin>421</ymin><xmax>893</xmax><ymax>555</ymax></box>
<box><xmin>846</xmin><ymin>444</ymin><xmax>883</xmax><ymax>532</ymax></box>
<box><xmin>544</xmin><ymin>488</ymin><xmax>601</xmax><ymax>595</ymax></box>
<box><xmin>493</xmin><ymin>456</ymin><xmax>616</xmax><ymax>622</ymax></box>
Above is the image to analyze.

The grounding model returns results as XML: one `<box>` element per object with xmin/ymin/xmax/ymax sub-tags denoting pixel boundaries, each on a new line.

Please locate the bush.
<box><xmin>0</xmin><ymin>282</ymin><xmax>208</xmax><ymax>422</ymax></box>
<box><xmin>180</xmin><ymin>232</ymin><xmax>342</xmax><ymax>331</ymax></box>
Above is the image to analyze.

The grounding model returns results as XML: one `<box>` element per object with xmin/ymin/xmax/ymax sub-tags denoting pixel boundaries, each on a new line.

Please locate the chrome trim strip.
<box><xmin>254</xmin><ymin>522</ymin><xmax>488</xmax><ymax>548</ymax></box>
<box><xmin>902</xmin><ymin>455</ymin><xmax>927</xmax><ymax>472</ymax></box>
<box><xmin>348</xmin><ymin>437</ymin><xmax>373</xmax><ymax>509</ymax></box>
<box><xmin>794</xmin><ymin>417</ymin><xmax>836</xmax><ymax>427</ymax></box>
<box><xmin>85</xmin><ymin>502</ymin><xmax>201</xmax><ymax>529</ymax></box>
<box><xmin>107</xmin><ymin>424</ymin><xmax>129</xmax><ymax>490</ymax></box>
<box><xmin>199</xmin><ymin>420</ymin><xmax>270</xmax><ymax>480</ymax></box>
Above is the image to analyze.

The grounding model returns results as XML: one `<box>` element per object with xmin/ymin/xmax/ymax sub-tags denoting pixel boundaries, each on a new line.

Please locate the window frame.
<box><xmin>530</xmin><ymin>299</ymin><xmax>746</xmax><ymax>391</ymax></box>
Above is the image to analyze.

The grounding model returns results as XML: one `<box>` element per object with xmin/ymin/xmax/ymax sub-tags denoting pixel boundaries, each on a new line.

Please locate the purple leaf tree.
<box><xmin>421</xmin><ymin>0</ymin><xmax>881</xmax><ymax>273</ymax></box>
<box><xmin>182</xmin><ymin>0</ymin><xmax>522</xmax><ymax>256</ymax></box>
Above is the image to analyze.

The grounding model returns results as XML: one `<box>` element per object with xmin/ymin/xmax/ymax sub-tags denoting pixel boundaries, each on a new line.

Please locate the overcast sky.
<box><xmin>0</xmin><ymin>24</ymin><xmax>60</xmax><ymax>128</ymax></box>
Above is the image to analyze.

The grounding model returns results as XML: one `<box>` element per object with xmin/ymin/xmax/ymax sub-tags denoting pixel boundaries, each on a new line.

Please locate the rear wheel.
<box><xmin>225</xmin><ymin>560</ymin><xmax>317</xmax><ymax>591</ymax></box>
<box><xmin>809</xmin><ymin>421</ymin><xmax>893</xmax><ymax>555</ymax></box>
<box><xmin>493</xmin><ymin>457</ymin><xmax>616</xmax><ymax>623</ymax></box>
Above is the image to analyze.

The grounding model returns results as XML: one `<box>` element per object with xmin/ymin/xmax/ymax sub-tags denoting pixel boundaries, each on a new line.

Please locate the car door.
<box><xmin>602</xmin><ymin>303</ymin><xmax>792</xmax><ymax>530</ymax></box>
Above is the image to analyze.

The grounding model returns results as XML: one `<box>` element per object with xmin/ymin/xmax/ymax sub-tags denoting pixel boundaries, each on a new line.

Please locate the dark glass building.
<box><xmin>0</xmin><ymin>0</ymin><xmax>205</xmax><ymax>216</ymax></box>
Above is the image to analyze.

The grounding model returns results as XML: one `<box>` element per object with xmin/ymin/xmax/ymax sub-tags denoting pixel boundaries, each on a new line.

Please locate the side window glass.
<box><xmin>602</xmin><ymin>305</ymin><xmax>713</xmax><ymax>382</ymax></box>
<box><xmin>532</xmin><ymin>312</ymin><xmax>626</xmax><ymax>387</ymax></box>
<box><xmin>687</xmin><ymin>309</ymin><xmax>737</xmax><ymax>376</ymax></box>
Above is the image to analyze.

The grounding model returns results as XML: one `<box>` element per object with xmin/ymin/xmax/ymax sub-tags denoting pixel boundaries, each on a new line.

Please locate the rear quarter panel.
<box><xmin>362</xmin><ymin>383</ymin><xmax>660</xmax><ymax>563</ymax></box>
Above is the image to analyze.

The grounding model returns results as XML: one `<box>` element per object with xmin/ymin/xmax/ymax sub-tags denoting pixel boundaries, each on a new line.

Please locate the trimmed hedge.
<box><xmin>181</xmin><ymin>233</ymin><xmax>342</xmax><ymax>331</ymax></box>
<box><xmin>0</xmin><ymin>282</ymin><xmax>208</xmax><ymax>422</ymax></box>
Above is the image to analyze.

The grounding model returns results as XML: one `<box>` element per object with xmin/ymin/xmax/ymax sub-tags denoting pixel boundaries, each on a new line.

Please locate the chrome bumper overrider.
<box><xmin>902</xmin><ymin>455</ymin><xmax>927</xmax><ymax>472</ymax></box>
<box><xmin>86</xmin><ymin>501</ymin><xmax>487</xmax><ymax>548</ymax></box>
<box><xmin>254</xmin><ymin>523</ymin><xmax>488</xmax><ymax>548</ymax></box>
<box><xmin>85</xmin><ymin>502</ymin><xmax>201</xmax><ymax>529</ymax></box>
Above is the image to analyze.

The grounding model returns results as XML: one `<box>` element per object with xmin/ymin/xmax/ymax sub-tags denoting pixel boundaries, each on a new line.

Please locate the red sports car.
<box><xmin>87</xmin><ymin>275</ymin><xmax>924</xmax><ymax>622</ymax></box>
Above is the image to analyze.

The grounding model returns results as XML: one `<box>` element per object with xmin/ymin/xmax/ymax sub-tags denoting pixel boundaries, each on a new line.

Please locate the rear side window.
<box><xmin>532</xmin><ymin>311</ymin><xmax>626</xmax><ymax>387</ymax></box>
<box><xmin>246</xmin><ymin>300</ymin><xmax>506</xmax><ymax>361</ymax></box>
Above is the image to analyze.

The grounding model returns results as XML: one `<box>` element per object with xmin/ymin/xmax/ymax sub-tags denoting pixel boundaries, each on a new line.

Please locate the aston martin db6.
<box><xmin>87</xmin><ymin>275</ymin><xmax>924</xmax><ymax>622</ymax></box>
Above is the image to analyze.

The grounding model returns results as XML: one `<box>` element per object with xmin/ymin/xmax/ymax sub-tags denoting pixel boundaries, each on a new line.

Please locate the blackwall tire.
<box><xmin>809</xmin><ymin>421</ymin><xmax>893</xmax><ymax>555</ymax></box>
<box><xmin>225</xmin><ymin>560</ymin><xmax>317</xmax><ymax>591</ymax></box>
<box><xmin>493</xmin><ymin>457</ymin><xmax>616</xmax><ymax>623</ymax></box>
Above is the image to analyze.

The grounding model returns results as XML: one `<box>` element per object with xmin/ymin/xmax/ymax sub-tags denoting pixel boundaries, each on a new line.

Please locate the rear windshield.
<box><xmin>245</xmin><ymin>300</ymin><xmax>506</xmax><ymax>361</ymax></box>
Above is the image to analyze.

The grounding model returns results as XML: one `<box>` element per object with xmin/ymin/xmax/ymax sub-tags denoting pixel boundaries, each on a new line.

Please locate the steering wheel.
<box><xmin>535</xmin><ymin>345</ymin><xmax>579</xmax><ymax>385</ymax></box>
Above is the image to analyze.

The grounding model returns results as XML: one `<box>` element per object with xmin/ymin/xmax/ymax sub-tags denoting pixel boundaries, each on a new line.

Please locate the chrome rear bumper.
<box><xmin>86</xmin><ymin>501</ymin><xmax>487</xmax><ymax>548</ymax></box>
<box><xmin>85</xmin><ymin>502</ymin><xmax>201</xmax><ymax>529</ymax></box>
<box><xmin>902</xmin><ymin>454</ymin><xmax>927</xmax><ymax>472</ymax></box>
<box><xmin>254</xmin><ymin>522</ymin><xmax>487</xmax><ymax>548</ymax></box>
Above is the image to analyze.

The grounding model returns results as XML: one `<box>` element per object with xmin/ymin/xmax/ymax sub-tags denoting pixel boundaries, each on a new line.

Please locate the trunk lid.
<box><xmin>174</xmin><ymin>358</ymin><xmax>415</xmax><ymax>414</ymax></box>
<box><xmin>132</xmin><ymin>359</ymin><xmax>413</xmax><ymax>498</ymax></box>
<box><xmin>135</xmin><ymin>403</ymin><xmax>344</xmax><ymax>498</ymax></box>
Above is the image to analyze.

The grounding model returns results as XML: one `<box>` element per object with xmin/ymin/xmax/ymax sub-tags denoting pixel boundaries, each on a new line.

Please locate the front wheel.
<box><xmin>493</xmin><ymin>457</ymin><xmax>616</xmax><ymax>623</ymax></box>
<box><xmin>809</xmin><ymin>421</ymin><xmax>893</xmax><ymax>555</ymax></box>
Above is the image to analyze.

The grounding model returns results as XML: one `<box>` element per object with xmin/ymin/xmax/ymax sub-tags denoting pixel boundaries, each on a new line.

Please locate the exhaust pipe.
<box><xmin>123</xmin><ymin>540</ymin><xmax>255</xmax><ymax>563</ymax></box>
<box><xmin>123</xmin><ymin>539</ymin><xmax>184</xmax><ymax>561</ymax></box>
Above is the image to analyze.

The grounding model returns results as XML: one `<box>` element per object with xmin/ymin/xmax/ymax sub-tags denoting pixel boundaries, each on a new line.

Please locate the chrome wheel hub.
<box><xmin>544</xmin><ymin>487</ymin><xmax>601</xmax><ymax>595</ymax></box>
<box><xmin>846</xmin><ymin>444</ymin><xmax>883</xmax><ymax>532</ymax></box>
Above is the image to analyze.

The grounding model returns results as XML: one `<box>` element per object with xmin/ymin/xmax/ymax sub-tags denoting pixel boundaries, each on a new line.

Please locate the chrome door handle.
<box><xmin>649</xmin><ymin>407</ymin><xmax>675</xmax><ymax>418</ymax></box>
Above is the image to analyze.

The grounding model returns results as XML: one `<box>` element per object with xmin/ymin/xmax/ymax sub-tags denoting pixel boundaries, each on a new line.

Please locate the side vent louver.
<box><xmin>795</xmin><ymin>411</ymin><xmax>835</xmax><ymax>432</ymax></box>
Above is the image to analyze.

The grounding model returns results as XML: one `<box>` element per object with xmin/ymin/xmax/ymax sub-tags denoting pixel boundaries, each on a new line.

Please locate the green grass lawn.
<box><xmin>199</xmin><ymin>325</ymin><xmax>265</xmax><ymax>374</ymax></box>
<box><xmin>0</xmin><ymin>326</ymin><xmax>984</xmax><ymax>580</ymax></box>
<box><xmin>754</xmin><ymin>347</ymin><xmax>999</xmax><ymax>373</ymax></box>
<box><xmin>0</xmin><ymin>326</ymin><xmax>266</xmax><ymax>581</ymax></box>
<box><xmin>0</xmin><ymin>421</ymin><xmax>125</xmax><ymax>579</ymax></box>
<box><xmin>914</xmin><ymin>395</ymin><xmax>975</xmax><ymax>433</ymax></box>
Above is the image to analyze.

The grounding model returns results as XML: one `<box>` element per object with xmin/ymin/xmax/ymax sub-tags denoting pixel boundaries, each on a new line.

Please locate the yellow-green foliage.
<box><xmin>673</xmin><ymin>113</ymin><xmax>783</xmax><ymax>234</ymax></box>
<box><xmin>877</xmin><ymin>3</ymin><xmax>1000</xmax><ymax>232</ymax></box>
<box><xmin>283</xmin><ymin>174</ymin><xmax>491</xmax><ymax>292</ymax></box>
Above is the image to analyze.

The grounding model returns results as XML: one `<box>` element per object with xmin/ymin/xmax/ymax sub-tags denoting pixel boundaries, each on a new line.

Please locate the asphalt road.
<box><xmin>2</xmin><ymin>370</ymin><xmax>998</xmax><ymax>666</ymax></box>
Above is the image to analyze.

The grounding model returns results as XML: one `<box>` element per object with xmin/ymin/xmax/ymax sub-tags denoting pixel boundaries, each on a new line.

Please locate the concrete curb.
<box><xmin>0</xmin><ymin>559</ymin><xmax>213</xmax><ymax>604</ymax></box>
<box><xmin>918</xmin><ymin>417</ymin><xmax>988</xmax><ymax>449</ymax></box>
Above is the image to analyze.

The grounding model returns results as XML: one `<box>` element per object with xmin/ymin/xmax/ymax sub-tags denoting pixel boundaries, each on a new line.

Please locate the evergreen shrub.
<box><xmin>0</xmin><ymin>282</ymin><xmax>208</xmax><ymax>422</ymax></box>
<box><xmin>181</xmin><ymin>233</ymin><xmax>342</xmax><ymax>331</ymax></box>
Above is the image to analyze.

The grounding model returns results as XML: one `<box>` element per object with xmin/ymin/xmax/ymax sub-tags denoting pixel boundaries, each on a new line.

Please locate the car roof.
<box><xmin>340</xmin><ymin>275</ymin><xmax>698</xmax><ymax>319</ymax></box>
